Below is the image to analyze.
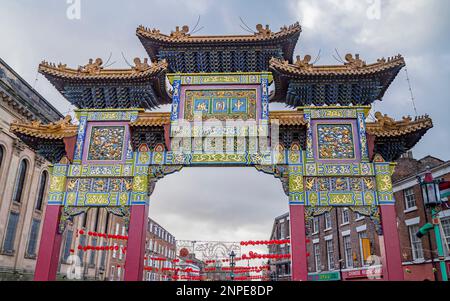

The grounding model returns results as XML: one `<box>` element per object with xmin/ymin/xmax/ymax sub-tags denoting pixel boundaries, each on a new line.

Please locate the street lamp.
<box><xmin>417</xmin><ymin>169</ymin><xmax>448</xmax><ymax>281</ymax></box>
<box><xmin>418</xmin><ymin>171</ymin><xmax>441</xmax><ymax>206</ymax></box>
<box><xmin>229</xmin><ymin>251</ymin><xmax>236</xmax><ymax>281</ymax></box>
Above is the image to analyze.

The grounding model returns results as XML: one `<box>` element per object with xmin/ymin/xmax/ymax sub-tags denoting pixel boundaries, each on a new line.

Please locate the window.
<box><xmin>358</xmin><ymin>231</ymin><xmax>370</xmax><ymax>266</ymax></box>
<box><xmin>343</xmin><ymin>235</ymin><xmax>353</xmax><ymax>268</ymax></box>
<box><xmin>342</xmin><ymin>208</ymin><xmax>349</xmax><ymax>224</ymax></box>
<box><xmin>441</xmin><ymin>218</ymin><xmax>450</xmax><ymax>255</ymax></box>
<box><xmin>280</xmin><ymin>221</ymin><xmax>286</xmax><ymax>238</ymax></box>
<box><xmin>12</xmin><ymin>159</ymin><xmax>28</xmax><ymax>203</ymax></box>
<box><xmin>312</xmin><ymin>217</ymin><xmax>319</xmax><ymax>234</ymax></box>
<box><xmin>104</xmin><ymin>212</ymin><xmax>110</xmax><ymax>233</ymax></box>
<box><xmin>27</xmin><ymin>219</ymin><xmax>41</xmax><ymax>257</ymax></box>
<box><xmin>404</xmin><ymin>188</ymin><xmax>416</xmax><ymax>209</ymax></box>
<box><xmin>113</xmin><ymin>243</ymin><xmax>117</xmax><ymax>258</ymax></box>
<box><xmin>117</xmin><ymin>266</ymin><xmax>122</xmax><ymax>280</ymax></box>
<box><xmin>89</xmin><ymin>238</ymin><xmax>97</xmax><ymax>266</ymax></box>
<box><xmin>119</xmin><ymin>244</ymin><xmax>123</xmax><ymax>260</ymax></box>
<box><xmin>408</xmin><ymin>225</ymin><xmax>424</xmax><ymax>260</ymax></box>
<box><xmin>355</xmin><ymin>212</ymin><xmax>364</xmax><ymax>220</ymax></box>
<box><xmin>110</xmin><ymin>266</ymin><xmax>116</xmax><ymax>281</ymax></box>
<box><xmin>0</xmin><ymin>146</ymin><xmax>4</xmax><ymax>170</ymax></box>
<box><xmin>93</xmin><ymin>209</ymin><xmax>100</xmax><ymax>232</ymax></box>
<box><xmin>313</xmin><ymin>243</ymin><xmax>321</xmax><ymax>272</ymax></box>
<box><xmin>63</xmin><ymin>230</ymin><xmax>73</xmax><ymax>262</ymax></box>
<box><xmin>100</xmin><ymin>242</ymin><xmax>106</xmax><ymax>269</ymax></box>
<box><xmin>82</xmin><ymin>212</ymin><xmax>87</xmax><ymax>228</ymax></box>
<box><xmin>324</xmin><ymin>212</ymin><xmax>332</xmax><ymax>229</ymax></box>
<box><xmin>78</xmin><ymin>235</ymin><xmax>86</xmax><ymax>266</ymax></box>
<box><xmin>326</xmin><ymin>239</ymin><xmax>335</xmax><ymax>270</ymax></box>
<box><xmin>35</xmin><ymin>171</ymin><xmax>48</xmax><ymax>210</ymax></box>
<box><xmin>3</xmin><ymin>212</ymin><xmax>20</xmax><ymax>253</ymax></box>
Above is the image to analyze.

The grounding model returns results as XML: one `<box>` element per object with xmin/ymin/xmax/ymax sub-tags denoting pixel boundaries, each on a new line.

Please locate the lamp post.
<box><xmin>417</xmin><ymin>170</ymin><xmax>449</xmax><ymax>281</ymax></box>
<box><xmin>229</xmin><ymin>250</ymin><xmax>236</xmax><ymax>281</ymax></box>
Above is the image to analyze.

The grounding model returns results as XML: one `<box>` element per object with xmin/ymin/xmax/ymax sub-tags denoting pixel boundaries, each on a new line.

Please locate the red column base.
<box><xmin>289</xmin><ymin>204</ymin><xmax>309</xmax><ymax>281</ymax></box>
<box><xmin>34</xmin><ymin>205</ymin><xmax>63</xmax><ymax>281</ymax></box>
<box><xmin>124</xmin><ymin>204</ymin><xmax>149</xmax><ymax>281</ymax></box>
<box><xmin>379</xmin><ymin>205</ymin><xmax>404</xmax><ymax>281</ymax></box>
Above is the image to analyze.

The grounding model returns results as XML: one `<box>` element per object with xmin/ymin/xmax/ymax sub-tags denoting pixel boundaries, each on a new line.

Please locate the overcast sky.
<box><xmin>1</xmin><ymin>0</ymin><xmax>449</xmax><ymax>262</ymax></box>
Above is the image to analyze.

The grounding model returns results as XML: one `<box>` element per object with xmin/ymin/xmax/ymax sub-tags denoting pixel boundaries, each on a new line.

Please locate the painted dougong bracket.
<box><xmin>148</xmin><ymin>165</ymin><xmax>183</xmax><ymax>196</ymax></box>
<box><xmin>58</xmin><ymin>206</ymin><xmax>89</xmax><ymax>234</ymax></box>
<box><xmin>351</xmin><ymin>205</ymin><xmax>383</xmax><ymax>235</ymax></box>
<box><xmin>254</xmin><ymin>164</ymin><xmax>289</xmax><ymax>196</ymax></box>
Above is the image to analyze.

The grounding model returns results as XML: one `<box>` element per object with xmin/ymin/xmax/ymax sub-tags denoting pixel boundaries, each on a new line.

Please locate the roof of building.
<box><xmin>366</xmin><ymin>113</ymin><xmax>432</xmax><ymax>137</ymax></box>
<box><xmin>137</xmin><ymin>23</ymin><xmax>301</xmax><ymax>46</ymax></box>
<box><xmin>367</xmin><ymin>112</ymin><xmax>432</xmax><ymax>162</ymax></box>
<box><xmin>269</xmin><ymin>54</ymin><xmax>406</xmax><ymax>106</ymax></box>
<box><xmin>393</xmin><ymin>157</ymin><xmax>450</xmax><ymax>185</ymax></box>
<box><xmin>0</xmin><ymin>57</ymin><xmax>63</xmax><ymax>123</ymax></box>
<box><xmin>39</xmin><ymin>58</ymin><xmax>168</xmax><ymax>82</ymax></box>
<box><xmin>137</xmin><ymin>23</ymin><xmax>301</xmax><ymax>73</ymax></box>
<box><xmin>38</xmin><ymin>58</ymin><xmax>171</xmax><ymax>109</ymax></box>
<box><xmin>130</xmin><ymin>112</ymin><xmax>171</xmax><ymax>127</ymax></box>
<box><xmin>10</xmin><ymin>115</ymin><xmax>77</xmax><ymax>139</ymax></box>
<box><xmin>130</xmin><ymin>110</ymin><xmax>308</xmax><ymax>127</ymax></box>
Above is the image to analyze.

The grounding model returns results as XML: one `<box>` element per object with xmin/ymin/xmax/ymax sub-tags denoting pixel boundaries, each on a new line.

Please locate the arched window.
<box><xmin>35</xmin><ymin>171</ymin><xmax>48</xmax><ymax>210</ymax></box>
<box><xmin>0</xmin><ymin>146</ymin><xmax>4</xmax><ymax>168</ymax></box>
<box><xmin>12</xmin><ymin>159</ymin><xmax>28</xmax><ymax>203</ymax></box>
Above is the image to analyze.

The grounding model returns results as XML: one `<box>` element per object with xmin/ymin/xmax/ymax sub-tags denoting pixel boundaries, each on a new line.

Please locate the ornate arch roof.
<box><xmin>270</xmin><ymin>54</ymin><xmax>406</xmax><ymax>106</ymax></box>
<box><xmin>38</xmin><ymin>58</ymin><xmax>171</xmax><ymax>109</ymax></box>
<box><xmin>137</xmin><ymin>23</ymin><xmax>301</xmax><ymax>73</ymax></box>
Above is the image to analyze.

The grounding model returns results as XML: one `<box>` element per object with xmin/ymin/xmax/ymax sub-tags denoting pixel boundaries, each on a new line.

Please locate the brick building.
<box><xmin>392</xmin><ymin>152</ymin><xmax>450</xmax><ymax>281</ymax></box>
<box><xmin>268</xmin><ymin>213</ymin><xmax>291</xmax><ymax>280</ymax></box>
<box><xmin>268</xmin><ymin>151</ymin><xmax>450</xmax><ymax>281</ymax></box>
<box><xmin>269</xmin><ymin>209</ymin><xmax>381</xmax><ymax>281</ymax></box>
<box><xmin>144</xmin><ymin>218</ymin><xmax>177</xmax><ymax>281</ymax></box>
<box><xmin>58</xmin><ymin>209</ymin><xmax>126</xmax><ymax>281</ymax></box>
<box><xmin>57</xmin><ymin>212</ymin><xmax>176</xmax><ymax>281</ymax></box>
<box><xmin>0</xmin><ymin>58</ymin><xmax>63</xmax><ymax>280</ymax></box>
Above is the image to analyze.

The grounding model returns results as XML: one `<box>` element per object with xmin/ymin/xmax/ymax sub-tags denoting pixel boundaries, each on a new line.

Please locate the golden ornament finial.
<box><xmin>78</xmin><ymin>58</ymin><xmax>103</xmax><ymax>74</ymax></box>
<box><xmin>344</xmin><ymin>53</ymin><xmax>366</xmax><ymax>68</ymax></box>
<box><xmin>256</xmin><ymin>24</ymin><xmax>271</xmax><ymax>36</ymax></box>
<box><xmin>295</xmin><ymin>54</ymin><xmax>312</xmax><ymax>68</ymax></box>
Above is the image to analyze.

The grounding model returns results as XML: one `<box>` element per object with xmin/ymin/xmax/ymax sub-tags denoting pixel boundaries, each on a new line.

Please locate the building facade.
<box><xmin>269</xmin><ymin>209</ymin><xmax>382</xmax><ymax>281</ymax></box>
<box><xmin>144</xmin><ymin>218</ymin><xmax>177</xmax><ymax>281</ymax></box>
<box><xmin>268</xmin><ymin>152</ymin><xmax>450</xmax><ymax>281</ymax></box>
<box><xmin>268</xmin><ymin>213</ymin><xmax>291</xmax><ymax>281</ymax></box>
<box><xmin>0</xmin><ymin>58</ymin><xmax>63</xmax><ymax>280</ymax></box>
<box><xmin>392</xmin><ymin>152</ymin><xmax>450</xmax><ymax>281</ymax></box>
<box><xmin>57</xmin><ymin>213</ymin><xmax>176</xmax><ymax>281</ymax></box>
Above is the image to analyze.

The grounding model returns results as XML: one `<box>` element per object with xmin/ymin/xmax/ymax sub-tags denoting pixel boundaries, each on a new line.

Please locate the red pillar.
<box><xmin>124</xmin><ymin>204</ymin><xmax>149</xmax><ymax>281</ymax></box>
<box><xmin>34</xmin><ymin>205</ymin><xmax>63</xmax><ymax>281</ymax></box>
<box><xmin>289</xmin><ymin>204</ymin><xmax>309</xmax><ymax>281</ymax></box>
<box><xmin>379</xmin><ymin>205</ymin><xmax>404</xmax><ymax>281</ymax></box>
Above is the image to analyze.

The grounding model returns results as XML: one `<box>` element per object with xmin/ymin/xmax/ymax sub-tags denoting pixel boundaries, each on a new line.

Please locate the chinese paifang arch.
<box><xmin>11</xmin><ymin>22</ymin><xmax>432</xmax><ymax>281</ymax></box>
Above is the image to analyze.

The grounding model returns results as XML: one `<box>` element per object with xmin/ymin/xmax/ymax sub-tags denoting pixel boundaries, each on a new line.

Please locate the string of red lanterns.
<box><xmin>226</xmin><ymin>275</ymin><xmax>270</xmax><ymax>281</ymax></box>
<box><xmin>77</xmin><ymin>229</ymin><xmax>128</xmax><ymax>241</ymax></box>
<box><xmin>172</xmin><ymin>275</ymin><xmax>205</xmax><ymax>281</ymax></box>
<box><xmin>144</xmin><ymin>266</ymin><xmax>200</xmax><ymax>273</ymax></box>
<box><xmin>240</xmin><ymin>239</ymin><xmax>290</xmax><ymax>246</ymax></box>
<box><xmin>203</xmin><ymin>265</ymin><xmax>270</xmax><ymax>273</ymax></box>
<box><xmin>241</xmin><ymin>251</ymin><xmax>290</xmax><ymax>260</ymax></box>
<box><xmin>76</xmin><ymin>244</ymin><xmax>126</xmax><ymax>253</ymax></box>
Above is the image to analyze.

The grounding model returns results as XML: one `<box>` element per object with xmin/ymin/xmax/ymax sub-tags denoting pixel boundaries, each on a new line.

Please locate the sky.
<box><xmin>1</xmin><ymin>0</ymin><xmax>449</xmax><ymax>262</ymax></box>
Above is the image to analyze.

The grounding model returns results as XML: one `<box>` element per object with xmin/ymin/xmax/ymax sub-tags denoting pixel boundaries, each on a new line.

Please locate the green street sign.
<box><xmin>308</xmin><ymin>271</ymin><xmax>340</xmax><ymax>281</ymax></box>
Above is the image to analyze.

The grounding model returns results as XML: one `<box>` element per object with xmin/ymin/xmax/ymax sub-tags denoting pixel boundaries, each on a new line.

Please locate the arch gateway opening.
<box><xmin>10</xmin><ymin>22</ymin><xmax>432</xmax><ymax>281</ymax></box>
